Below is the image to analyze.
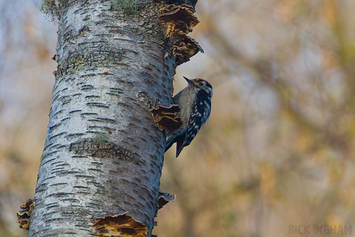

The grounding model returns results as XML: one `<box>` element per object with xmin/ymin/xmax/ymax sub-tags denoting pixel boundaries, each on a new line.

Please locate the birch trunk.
<box><xmin>29</xmin><ymin>0</ymin><xmax>176</xmax><ymax>236</ymax></box>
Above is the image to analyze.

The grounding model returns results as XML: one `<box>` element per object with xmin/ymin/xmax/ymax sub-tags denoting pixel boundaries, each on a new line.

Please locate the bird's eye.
<box><xmin>199</xmin><ymin>82</ymin><xmax>204</xmax><ymax>86</ymax></box>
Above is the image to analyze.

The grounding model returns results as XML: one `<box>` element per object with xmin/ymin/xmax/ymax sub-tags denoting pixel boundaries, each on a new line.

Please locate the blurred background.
<box><xmin>1</xmin><ymin>0</ymin><xmax>355</xmax><ymax>236</ymax></box>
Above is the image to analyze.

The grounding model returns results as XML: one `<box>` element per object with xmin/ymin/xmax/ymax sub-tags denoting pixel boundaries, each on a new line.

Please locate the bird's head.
<box><xmin>183</xmin><ymin>76</ymin><xmax>213</xmax><ymax>97</ymax></box>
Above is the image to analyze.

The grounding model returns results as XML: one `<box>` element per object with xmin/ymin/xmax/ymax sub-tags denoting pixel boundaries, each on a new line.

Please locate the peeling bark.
<box><xmin>29</xmin><ymin>0</ymin><xmax>177</xmax><ymax>236</ymax></box>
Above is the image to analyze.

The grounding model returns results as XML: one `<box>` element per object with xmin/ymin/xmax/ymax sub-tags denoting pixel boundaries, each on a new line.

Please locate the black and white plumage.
<box><xmin>165</xmin><ymin>76</ymin><xmax>213</xmax><ymax>157</ymax></box>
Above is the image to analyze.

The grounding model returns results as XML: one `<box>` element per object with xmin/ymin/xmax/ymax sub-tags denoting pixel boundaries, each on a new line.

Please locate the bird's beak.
<box><xmin>183</xmin><ymin>76</ymin><xmax>192</xmax><ymax>84</ymax></box>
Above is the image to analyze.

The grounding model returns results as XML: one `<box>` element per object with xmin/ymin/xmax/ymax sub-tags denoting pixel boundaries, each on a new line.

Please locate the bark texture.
<box><xmin>29</xmin><ymin>0</ymin><xmax>175</xmax><ymax>236</ymax></box>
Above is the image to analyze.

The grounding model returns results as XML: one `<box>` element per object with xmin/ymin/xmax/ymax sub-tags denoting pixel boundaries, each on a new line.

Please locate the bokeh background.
<box><xmin>1</xmin><ymin>0</ymin><xmax>355</xmax><ymax>236</ymax></box>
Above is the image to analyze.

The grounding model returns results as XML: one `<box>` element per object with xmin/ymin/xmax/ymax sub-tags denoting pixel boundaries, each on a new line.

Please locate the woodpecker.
<box><xmin>165</xmin><ymin>76</ymin><xmax>213</xmax><ymax>157</ymax></box>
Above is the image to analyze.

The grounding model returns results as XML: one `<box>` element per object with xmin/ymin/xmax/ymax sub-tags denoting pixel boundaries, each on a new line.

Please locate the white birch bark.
<box><xmin>29</xmin><ymin>0</ymin><xmax>176</xmax><ymax>236</ymax></box>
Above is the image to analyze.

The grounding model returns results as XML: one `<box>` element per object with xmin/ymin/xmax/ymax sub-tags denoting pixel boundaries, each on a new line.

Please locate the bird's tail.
<box><xmin>165</xmin><ymin>135</ymin><xmax>185</xmax><ymax>158</ymax></box>
<box><xmin>165</xmin><ymin>135</ymin><xmax>176</xmax><ymax>152</ymax></box>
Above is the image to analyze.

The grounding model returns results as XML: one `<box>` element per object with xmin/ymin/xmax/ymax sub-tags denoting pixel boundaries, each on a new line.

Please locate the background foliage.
<box><xmin>1</xmin><ymin>0</ymin><xmax>355</xmax><ymax>236</ymax></box>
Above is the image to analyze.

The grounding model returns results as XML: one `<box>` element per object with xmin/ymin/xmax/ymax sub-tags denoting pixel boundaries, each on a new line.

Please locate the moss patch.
<box><xmin>110</xmin><ymin>0</ymin><xmax>145</xmax><ymax>15</ymax></box>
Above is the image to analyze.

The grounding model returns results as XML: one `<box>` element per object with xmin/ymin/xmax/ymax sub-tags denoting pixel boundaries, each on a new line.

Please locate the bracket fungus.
<box><xmin>158</xmin><ymin>3</ymin><xmax>203</xmax><ymax>65</ymax></box>
<box><xmin>150</xmin><ymin>105</ymin><xmax>183</xmax><ymax>134</ymax></box>
<box><xmin>172</xmin><ymin>35</ymin><xmax>203</xmax><ymax>65</ymax></box>
<box><xmin>94</xmin><ymin>213</ymin><xmax>147</xmax><ymax>237</ymax></box>
<box><xmin>17</xmin><ymin>199</ymin><xmax>33</xmax><ymax>230</ymax></box>
<box><xmin>159</xmin><ymin>4</ymin><xmax>199</xmax><ymax>39</ymax></box>
<box><xmin>158</xmin><ymin>191</ymin><xmax>175</xmax><ymax>209</ymax></box>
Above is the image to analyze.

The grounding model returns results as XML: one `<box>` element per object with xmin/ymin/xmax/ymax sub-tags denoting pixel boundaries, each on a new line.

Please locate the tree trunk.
<box><xmin>29</xmin><ymin>0</ymin><xmax>178</xmax><ymax>236</ymax></box>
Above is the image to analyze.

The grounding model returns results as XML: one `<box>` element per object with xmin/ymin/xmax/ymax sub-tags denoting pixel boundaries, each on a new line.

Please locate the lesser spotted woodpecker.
<box><xmin>165</xmin><ymin>76</ymin><xmax>213</xmax><ymax>157</ymax></box>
